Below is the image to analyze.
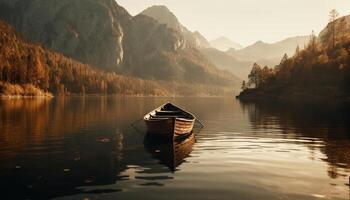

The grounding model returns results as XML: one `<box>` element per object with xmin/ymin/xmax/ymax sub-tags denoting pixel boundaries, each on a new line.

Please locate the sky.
<box><xmin>116</xmin><ymin>0</ymin><xmax>350</xmax><ymax>46</ymax></box>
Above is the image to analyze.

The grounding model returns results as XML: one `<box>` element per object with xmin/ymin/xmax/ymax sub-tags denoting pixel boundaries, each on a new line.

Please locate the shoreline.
<box><xmin>0</xmin><ymin>93</ymin><xmax>236</xmax><ymax>99</ymax></box>
<box><xmin>236</xmin><ymin>89</ymin><xmax>350</xmax><ymax>104</ymax></box>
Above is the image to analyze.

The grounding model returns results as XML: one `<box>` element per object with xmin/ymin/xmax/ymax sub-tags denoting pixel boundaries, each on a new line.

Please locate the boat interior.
<box><xmin>146</xmin><ymin>103</ymin><xmax>194</xmax><ymax>121</ymax></box>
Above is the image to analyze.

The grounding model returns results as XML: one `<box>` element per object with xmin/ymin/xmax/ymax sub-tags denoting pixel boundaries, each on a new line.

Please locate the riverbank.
<box><xmin>0</xmin><ymin>82</ymin><xmax>53</xmax><ymax>98</ymax></box>
<box><xmin>236</xmin><ymin>87</ymin><xmax>350</xmax><ymax>104</ymax></box>
<box><xmin>0</xmin><ymin>82</ymin><xmax>237</xmax><ymax>98</ymax></box>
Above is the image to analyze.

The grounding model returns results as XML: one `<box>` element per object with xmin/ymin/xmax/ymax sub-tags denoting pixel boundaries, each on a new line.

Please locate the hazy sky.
<box><xmin>117</xmin><ymin>0</ymin><xmax>350</xmax><ymax>46</ymax></box>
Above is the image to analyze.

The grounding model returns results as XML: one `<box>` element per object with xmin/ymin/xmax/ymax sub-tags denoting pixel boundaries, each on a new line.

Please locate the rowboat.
<box><xmin>144</xmin><ymin>132</ymin><xmax>196</xmax><ymax>171</ymax></box>
<box><xmin>144</xmin><ymin>102</ymin><xmax>196</xmax><ymax>137</ymax></box>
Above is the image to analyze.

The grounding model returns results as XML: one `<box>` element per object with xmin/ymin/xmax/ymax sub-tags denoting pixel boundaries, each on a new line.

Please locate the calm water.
<box><xmin>0</xmin><ymin>97</ymin><xmax>350</xmax><ymax>200</ymax></box>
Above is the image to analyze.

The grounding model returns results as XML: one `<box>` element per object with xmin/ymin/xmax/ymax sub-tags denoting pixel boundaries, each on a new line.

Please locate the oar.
<box><xmin>192</xmin><ymin>117</ymin><xmax>204</xmax><ymax>134</ymax></box>
<box><xmin>195</xmin><ymin>118</ymin><xmax>205</xmax><ymax>128</ymax></box>
<box><xmin>131</xmin><ymin>118</ymin><xmax>145</xmax><ymax>134</ymax></box>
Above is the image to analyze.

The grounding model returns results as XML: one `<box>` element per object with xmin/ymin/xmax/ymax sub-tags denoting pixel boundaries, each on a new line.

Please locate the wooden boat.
<box><xmin>144</xmin><ymin>132</ymin><xmax>196</xmax><ymax>171</ymax></box>
<box><xmin>144</xmin><ymin>102</ymin><xmax>196</xmax><ymax>137</ymax></box>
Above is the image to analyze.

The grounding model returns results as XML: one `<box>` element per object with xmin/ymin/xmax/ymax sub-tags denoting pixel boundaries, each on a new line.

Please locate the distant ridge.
<box><xmin>210</xmin><ymin>37</ymin><xmax>243</xmax><ymax>51</ymax></box>
<box><xmin>202</xmin><ymin>36</ymin><xmax>309</xmax><ymax>80</ymax></box>
<box><xmin>227</xmin><ymin>36</ymin><xmax>309</xmax><ymax>62</ymax></box>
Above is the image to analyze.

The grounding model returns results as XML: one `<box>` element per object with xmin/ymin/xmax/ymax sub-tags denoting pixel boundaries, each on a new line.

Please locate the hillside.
<box><xmin>0</xmin><ymin>19</ymin><xmax>164</xmax><ymax>96</ymax></box>
<box><xmin>0</xmin><ymin>0</ymin><xmax>236</xmax><ymax>88</ymax></box>
<box><xmin>0</xmin><ymin>19</ymin><xmax>235</xmax><ymax>96</ymax></box>
<box><xmin>210</xmin><ymin>37</ymin><xmax>243</xmax><ymax>51</ymax></box>
<box><xmin>318</xmin><ymin>15</ymin><xmax>350</xmax><ymax>43</ymax></box>
<box><xmin>237</xmin><ymin>16</ymin><xmax>350</xmax><ymax>102</ymax></box>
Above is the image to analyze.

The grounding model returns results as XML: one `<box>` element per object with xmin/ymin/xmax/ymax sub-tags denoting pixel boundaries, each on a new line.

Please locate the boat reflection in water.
<box><xmin>144</xmin><ymin>133</ymin><xmax>196</xmax><ymax>171</ymax></box>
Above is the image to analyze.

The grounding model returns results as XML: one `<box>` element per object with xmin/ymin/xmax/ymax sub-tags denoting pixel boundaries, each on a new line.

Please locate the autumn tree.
<box><xmin>275</xmin><ymin>53</ymin><xmax>288</xmax><ymax>72</ymax></box>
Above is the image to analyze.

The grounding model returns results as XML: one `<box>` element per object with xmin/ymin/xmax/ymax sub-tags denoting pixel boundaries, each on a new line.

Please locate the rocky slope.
<box><xmin>0</xmin><ymin>0</ymin><xmax>129</xmax><ymax>70</ymax></box>
<box><xmin>140</xmin><ymin>5</ymin><xmax>210</xmax><ymax>49</ymax></box>
<box><xmin>0</xmin><ymin>0</ymin><xmax>236</xmax><ymax>87</ymax></box>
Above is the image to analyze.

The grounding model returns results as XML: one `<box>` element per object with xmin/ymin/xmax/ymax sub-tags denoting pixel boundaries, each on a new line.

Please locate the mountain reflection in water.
<box><xmin>0</xmin><ymin>97</ymin><xmax>349</xmax><ymax>200</ymax></box>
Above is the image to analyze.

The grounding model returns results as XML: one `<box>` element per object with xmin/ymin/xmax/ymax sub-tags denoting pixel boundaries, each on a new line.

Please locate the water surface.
<box><xmin>0</xmin><ymin>97</ymin><xmax>350</xmax><ymax>200</ymax></box>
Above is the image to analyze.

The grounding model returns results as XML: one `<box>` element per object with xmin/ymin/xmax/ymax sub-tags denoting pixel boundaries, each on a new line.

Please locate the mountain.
<box><xmin>203</xmin><ymin>36</ymin><xmax>308</xmax><ymax>80</ymax></box>
<box><xmin>0</xmin><ymin>19</ymin><xmax>170</xmax><ymax>96</ymax></box>
<box><xmin>0</xmin><ymin>0</ymin><xmax>130</xmax><ymax>70</ymax></box>
<box><xmin>0</xmin><ymin>19</ymin><xmax>239</xmax><ymax>96</ymax></box>
<box><xmin>0</xmin><ymin>0</ymin><xmax>238</xmax><ymax>88</ymax></box>
<box><xmin>210</xmin><ymin>37</ymin><xmax>243</xmax><ymax>51</ymax></box>
<box><xmin>200</xmin><ymin>48</ymin><xmax>251</xmax><ymax>80</ymax></box>
<box><xmin>141</xmin><ymin>5</ymin><xmax>182</xmax><ymax>31</ymax></box>
<box><xmin>227</xmin><ymin>36</ymin><xmax>309</xmax><ymax>63</ymax></box>
<box><xmin>140</xmin><ymin>5</ymin><xmax>210</xmax><ymax>49</ymax></box>
<box><xmin>192</xmin><ymin>31</ymin><xmax>211</xmax><ymax>48</ymax></box>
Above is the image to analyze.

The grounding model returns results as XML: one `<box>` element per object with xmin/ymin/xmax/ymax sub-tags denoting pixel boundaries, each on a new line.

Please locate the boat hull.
<box><xmin>145</xmin><ymin>118</ymin><xmax>175</xmax><ymax>136</ymax></box>
<box><xmin>145</xmin><ymin>118</ymin><xmax>195</xmax><ymax>137</ymax></box>
<box><xmin>174</xmin><ymin>118</ymin><xmax>195</xmax><ymax>136</ymax></box>
<box><xmin>144</xmin><ymin>102</ymin><xmax>196</xmax><ymax>137</ymax></box>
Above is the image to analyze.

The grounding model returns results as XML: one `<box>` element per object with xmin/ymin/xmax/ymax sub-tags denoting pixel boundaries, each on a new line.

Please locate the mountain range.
<box><xmin>0</xmin><ymin>0</ymin><xmax>239</xmax><ymax>90</ymax></box>
<box><xmin>0</xmin><ymin>0</ymin><xmax>321</xmax><ymax>94</ymax></box>
<box><xmin>199</xmin><ymin>36</ymin><xmax>309</xmax><ymax>80</ymax></box>
<box><xmin>226</xmin><ymin>36</ymin><xmax>309</xmax><ymax>62</ymax></box>
<box><xmin>139</xmin><ymin>5</ymin><xmax>310</xmax><ymax>80</ymax></box>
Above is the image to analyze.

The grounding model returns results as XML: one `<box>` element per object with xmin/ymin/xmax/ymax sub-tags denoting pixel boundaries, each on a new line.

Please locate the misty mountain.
<box><xmin>227</xmin><ymin>36</ymin><xmax>309</xmax><ymax>63</ymax></box>
<box><xmin>0</xmin><ymin>0</ymin><xmax>238</xmax><ymax>87</ymax></box>
<box><xmin>202</xmin><ymin>36</ymin><xmax>309</xmax><ymax>80</ymax></box>
<box><xmin>210</xmin><ymin>37</ymin><xmax>243</xmax><ymax>51</ymax></box>
<box><xmin>200</xmin><ymin>48</ymin><xmax>250</xmax><ymax>80</ymax></box>
<box><xmin>140</xmin><ymin>5</ymin><xmax>210</xmax><ymax>49</ymax></box>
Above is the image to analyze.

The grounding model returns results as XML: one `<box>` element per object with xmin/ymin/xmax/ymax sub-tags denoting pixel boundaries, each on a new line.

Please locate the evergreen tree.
<box><xmin>248</xmin><ymin>63</ymin><xmax>262</xmax><ymax>88</ymax></box>
<box><xmin>329</xmin><ymin>9</ymin><xmax>339</xmax><ymax>49</ymax></box>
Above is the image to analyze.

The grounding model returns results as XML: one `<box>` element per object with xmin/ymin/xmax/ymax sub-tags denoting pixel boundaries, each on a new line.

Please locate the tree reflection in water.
<box><xmin>239</xmin><ymin>100</ymin><xmax>350</xmax><ymax>179</ymax></box>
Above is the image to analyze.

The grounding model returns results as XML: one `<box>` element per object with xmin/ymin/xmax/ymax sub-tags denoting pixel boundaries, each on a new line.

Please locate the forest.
<box><xmin>238</xmin><ymin>11</ymin><xmax>350</xmax><ymax>102</ymax></box>
<box><xmin>0</xmin><ymin>19</ymin><xmax>231</xmax><ymax>97</ymax></box>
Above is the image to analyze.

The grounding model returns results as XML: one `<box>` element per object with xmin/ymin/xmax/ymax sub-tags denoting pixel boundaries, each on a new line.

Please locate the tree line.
<box><xmin>0</xmin><ymin>19</ymin><xmax>234</xmax><ymax>96</ymax></box>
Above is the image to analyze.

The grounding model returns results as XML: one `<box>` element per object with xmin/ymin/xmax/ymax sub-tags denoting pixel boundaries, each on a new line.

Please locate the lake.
<box><xmin>0</xmin><ymin>97</ymin><xmax>349</xmax><ymax>200</ymax></box>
